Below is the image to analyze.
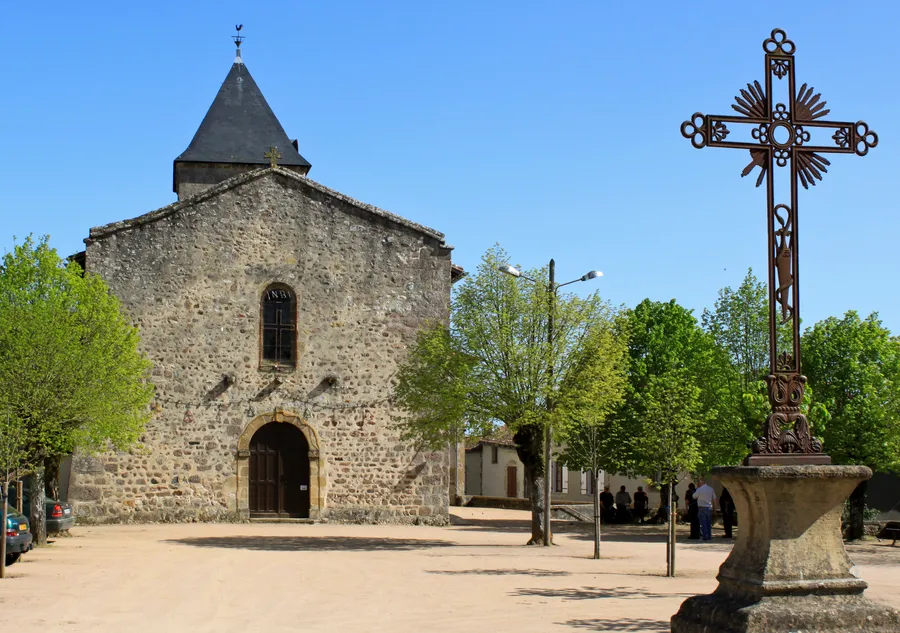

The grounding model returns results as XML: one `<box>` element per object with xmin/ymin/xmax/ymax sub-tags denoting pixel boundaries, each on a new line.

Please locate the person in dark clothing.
<box><xmin>599</xmin><ymin>486</ymin><xmax>615</xmax><ymax>523</ymax></box>
<box><xmin>633</xmin><ymin>486</ymin><xmax>649</xmax><ymax>523</ymax></box>
<box><xmin>720</xmin><ymin>486</ymin><xmax>736</xmax><ymax>538</ymax></box>
<box><xmin>655</xmin><ymin>484</ymin><xmax>679</xmax><ymax>523</ymax></box>
<box><xmin>686</xmin><ymin>482</ymin><xmax>700</xmax><ymax>539</ymax></box>
<box><xmin>615</xmin><ymin>486</ymin><xmax>632</xmax><ymax>523</ymax></box>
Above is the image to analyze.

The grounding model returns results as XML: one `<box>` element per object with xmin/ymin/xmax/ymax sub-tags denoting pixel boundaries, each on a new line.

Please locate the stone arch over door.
<box><xmin>236</xmin><ymin>410</ymin><xmax>325</xmax><ymax>519</ymax></box>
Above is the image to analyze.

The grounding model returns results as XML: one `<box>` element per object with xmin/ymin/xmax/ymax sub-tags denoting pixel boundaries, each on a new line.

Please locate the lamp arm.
<box><xmin>556</xmin><ymin>277</ymin><xmax>585</xmax><ymax>289</ymax></box>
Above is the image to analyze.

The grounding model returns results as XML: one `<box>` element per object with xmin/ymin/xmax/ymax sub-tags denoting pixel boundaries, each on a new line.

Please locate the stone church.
<box><xmin>67</xmin><ymin>40</ymin><xmax>462</xmax><ymax>524</ymax></box>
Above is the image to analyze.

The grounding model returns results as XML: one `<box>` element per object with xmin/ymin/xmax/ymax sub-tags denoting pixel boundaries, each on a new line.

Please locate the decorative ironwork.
<box><xmin>796</xmin><ymin>152</ymin><xmax>830</xmax><ymax>188</ymax></box>
<box><xmin>773</xmin><ymin>204</ymin><xmax>793</xmax><ymax>323</ymax></box>
<box><xmin>854</xmin><ymin>122</ymin><xmax>879</xmax><ymax>156</ymax></box>
<box><xmin>794</xmin><ymin>84</ymin><xmax>831</xmax><ymax>121</ymax></box>
<box><xmin>733</xmin><ymin>81</ymin><xmax>767</xmax><ymax>118</ymax></box>
<box><xmin>771</xmin><ymin>59</ymin><xmax>790</xmax><ymax>79</ymax></box>
<box><xmin>710</xmin><ymin>121</ymin><xmax>730</xmax><ymax>143</ymax></box>
<box><xmin>833</xmin><ymin>127</ymin><xmax>850</xmax><ymax>148</ymax></box>
<box><xmin>680</xmin><ymin>28</ymin><xmax>878</xmax><ymax>465</ymax></box>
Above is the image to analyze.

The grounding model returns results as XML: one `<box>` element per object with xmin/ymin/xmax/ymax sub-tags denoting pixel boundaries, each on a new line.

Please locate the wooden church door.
<box><xmin>248</xmin><ymin>423</ymin><xmax>310</xmax><ymax>518</ymax></box>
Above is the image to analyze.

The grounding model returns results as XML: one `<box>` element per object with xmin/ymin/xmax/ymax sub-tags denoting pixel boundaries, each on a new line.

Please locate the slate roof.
<box><xmin>175</xmin><ymin>61</ymin><xmax>312</xmax><ymax>169</ymax></box>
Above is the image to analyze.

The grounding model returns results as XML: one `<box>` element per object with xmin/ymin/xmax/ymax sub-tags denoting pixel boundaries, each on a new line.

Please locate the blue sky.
<box><xmin>3</xmin><ymin>1</ymin><xmax>898</xmax><ymax>331</ymax></box>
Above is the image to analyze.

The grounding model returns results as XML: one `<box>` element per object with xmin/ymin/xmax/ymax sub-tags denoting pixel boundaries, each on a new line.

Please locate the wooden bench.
<box><xmin>879</xmin><ymin>521</ymin><xmax>900</xmax><ymax>546</ymax></box>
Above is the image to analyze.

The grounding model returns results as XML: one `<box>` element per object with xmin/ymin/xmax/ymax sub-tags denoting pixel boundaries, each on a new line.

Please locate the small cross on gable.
<box><xmin>265</xmin><ymin>146</ymin><xmax>282</xmax><ymax>168</ymax></box>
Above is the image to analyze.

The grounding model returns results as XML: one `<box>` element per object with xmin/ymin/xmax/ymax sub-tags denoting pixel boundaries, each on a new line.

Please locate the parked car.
<box><xmin>8</xmin><ymin>483</ymin><xmax>75</xmax><ymax>533</ymax></box>
<box><xmin>5</xmin><ymin>505</ymin><xmax>33</xmax><ymax>566</ymax></box>
<box><xmin>46</xmin><ymin>499</ymin><xmax>75</xmax><ymax>533</ymax></box>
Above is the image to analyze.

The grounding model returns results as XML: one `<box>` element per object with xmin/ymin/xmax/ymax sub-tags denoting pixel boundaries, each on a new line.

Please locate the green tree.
<box><xmin>554</xmin><ymin>314</ymin><xmax>630</xmax><ymax>559</ymax></box>
<box><xmin>702</xmin><ymin>268</ymin><xmax>769</xmax><ymax>392</ymax></box>
<box><xmin>702</xmin><ymin>268</ymin><xmax>793</xmax><ymax>453</ymax></box>
<box><xmin>618</xmin><ymin>299</ymin><xmax>736</xmax><ymax>575</ymax></box>
<box><xmin>0</xmin><ymin>411</ymin><xmax>31</xmax><ymax>574</ymax></box>
<box><xmin>394</xmin><ymin>246</ymin><xmax>613</xmax><ymax>545</ymax></box>
<box><xmin>803</xmin><ymin>311</ymin><xmax>900</xmax><ymax>539</ymax></box>
<box><xmin>0</xmin><ymin>237</ymin><xmax>154</xmax><ymax>545</ymax></box>
<box><xmin>624</xmin><ymin>299</ymin><xmax>742</xmax><ymax>472</ymax></box>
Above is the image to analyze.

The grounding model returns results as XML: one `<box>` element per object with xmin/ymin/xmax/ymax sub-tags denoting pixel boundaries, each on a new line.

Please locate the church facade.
<box><xmin>67</xmin><ymin>43</ymin><xmax>460</xmax><ymax>524</ymax></box>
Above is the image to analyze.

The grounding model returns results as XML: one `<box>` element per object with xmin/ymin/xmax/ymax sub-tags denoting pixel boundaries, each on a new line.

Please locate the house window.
<box><xmin>261</xmin><ymin>285</ymin><xmax>297</xmax><ymax>367</ymax></box>
<box><xmin>554</xmin><ymin>462</ymin><xmax>564</xmax><ymax>493</ymax></box>
<box><xmin>491</xmin><ymin>445</ymin><xmax>499</xmax><ymax>464</ymax></box>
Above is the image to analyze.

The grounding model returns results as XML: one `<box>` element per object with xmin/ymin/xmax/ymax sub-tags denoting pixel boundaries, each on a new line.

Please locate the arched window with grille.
<box><xmin>261</xmin><ymin>284</ymin><xmax>297</xmax><ymax>367</ymax></box>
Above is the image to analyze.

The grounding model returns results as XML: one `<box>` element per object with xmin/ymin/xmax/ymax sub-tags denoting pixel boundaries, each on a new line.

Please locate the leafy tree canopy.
<box><xmin>0</xmin><ymin>236</ymin><xmax>154</xmax><ymax>465</ymax></box>
<box><xmin>554</xmin><ymin>312</ymin><xmax>630</xmax><ymax>476</ymax></box>
<box><xmin>395</xmin><ymin>245</ymin><xmax>614</xmax><ymax>449</ymax></box>
<box><xmin>621</xmin><ymin>299</ymin><xmax>745</xmax><ymax>473</ymax></box>
<box><xmin>803</xmin><ymin>310</ymin><xmax>900</xmax><ymax>472</ymax></box>
<box><xmin>393</xmin><ymin>245</ymin><xmax>619</xmax><ymax>543</ymax></box>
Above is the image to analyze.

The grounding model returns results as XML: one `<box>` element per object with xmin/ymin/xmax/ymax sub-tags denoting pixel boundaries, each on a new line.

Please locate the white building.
<box><xmin>464</xmin><ymin>431</ymin><xmax>662</xmax><ymax>509</ymax></box>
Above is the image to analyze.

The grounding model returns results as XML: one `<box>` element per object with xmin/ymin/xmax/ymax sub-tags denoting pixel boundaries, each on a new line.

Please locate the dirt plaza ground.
<box><xmin>2</xmin><ymin>508</ymin><xmax>899</xmax><ymax>633</ymax></box>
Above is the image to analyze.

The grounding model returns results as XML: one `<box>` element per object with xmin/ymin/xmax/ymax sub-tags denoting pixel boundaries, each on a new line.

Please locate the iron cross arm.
<box><xmin>681</xmin><ymin>29</ymin><xmax>877</xmax><ymax>190</ymax></box>
<box><xmin>678</xmin><ymin>28</ymin><xmax>878</xmax><ymax>465</ymax></box>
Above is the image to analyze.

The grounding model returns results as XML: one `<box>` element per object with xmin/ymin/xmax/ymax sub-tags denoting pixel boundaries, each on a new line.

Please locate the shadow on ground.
<box><xmin>428</xmin><ymin>568</ymin><xmax>570</xmax><ymax>577</ymax></box>
<box><xmin>513</xmin><ymin>586</ymin><xmax>694</xmax><ymax>601</ymax></box>
<box><xmin>845</xmin><ymin>541</ymin><xmax>900</xmax><ymax>566</ymax></box>
<box><xmin>453</xmin><ymin>513</ymin><xmax>735</xmax><ymax>548</ymax></box>
<box><xmin>166</xmin><ymin>535</ymin><xmax>455</xmax><ymax>551</ymax></box>
<box><xmin>562</xmin><ymin>618</ymin><xmax>670</xmax><ymax>631</ymax></box>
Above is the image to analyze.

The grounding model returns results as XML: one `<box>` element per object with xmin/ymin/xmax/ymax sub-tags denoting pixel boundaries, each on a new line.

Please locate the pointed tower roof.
<box><xmin>175</xmin><ymin>45</ymin><xmax>311</xmax><ymax>170</ymax></box>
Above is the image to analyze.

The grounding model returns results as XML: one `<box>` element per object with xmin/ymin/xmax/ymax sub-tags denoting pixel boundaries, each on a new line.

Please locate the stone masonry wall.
<box><xmin>70</xmin><ymin>168</ymin><xmax>452</xmax><ymax>524</ymax></box>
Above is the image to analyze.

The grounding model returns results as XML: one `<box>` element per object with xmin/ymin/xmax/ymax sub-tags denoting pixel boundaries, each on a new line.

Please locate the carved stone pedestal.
<box><xmin>671</xmin><ymin>466</ymin><xmax>900</xmax><ymax>632</ymax></box>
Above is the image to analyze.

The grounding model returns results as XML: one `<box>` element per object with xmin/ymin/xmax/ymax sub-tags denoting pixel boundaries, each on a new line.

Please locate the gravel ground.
<box><xmin>2</xmin><ymin>507</ymin><xmax>898</xmax><ymax>633</ymax></box>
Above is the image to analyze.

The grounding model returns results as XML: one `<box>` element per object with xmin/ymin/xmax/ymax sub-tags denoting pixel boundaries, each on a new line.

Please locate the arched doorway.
<box><xmin>249</xmin><ymin>422</ymin><xmax>310</xmax><ymax>518</ymax></box>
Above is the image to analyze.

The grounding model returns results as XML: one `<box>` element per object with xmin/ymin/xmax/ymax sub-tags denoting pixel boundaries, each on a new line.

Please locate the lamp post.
<box><xmin>499</xmin><ymin>259</ymin><xmax>602</xmax><ymax>546</ymax></box>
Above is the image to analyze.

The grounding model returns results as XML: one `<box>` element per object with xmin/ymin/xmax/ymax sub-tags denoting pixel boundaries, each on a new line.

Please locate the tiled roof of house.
<box><xmin>465</xmin><ymin>427</ymin><xmax>517</xmax><ymax>451</ymax></box>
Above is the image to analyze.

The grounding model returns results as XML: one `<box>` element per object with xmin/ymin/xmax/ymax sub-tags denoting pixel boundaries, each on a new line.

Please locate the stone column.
<box><xmin>671</xmin><ymin>465</ymin><xmax>900</xmax><ymax>632</ymax></box>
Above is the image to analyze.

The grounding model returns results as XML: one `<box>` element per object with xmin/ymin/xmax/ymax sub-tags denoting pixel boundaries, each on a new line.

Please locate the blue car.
<box><xmin>5</xmin><ymin>505</ymin><xmax>33</xmax><ymax>566</ymax></box>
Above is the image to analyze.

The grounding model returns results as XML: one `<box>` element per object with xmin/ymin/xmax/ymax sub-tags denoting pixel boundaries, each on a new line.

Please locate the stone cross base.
<box><xmin>671</xmin><ymin>465</ymin><xmax>900</xmax><ymax>632</ymax></box>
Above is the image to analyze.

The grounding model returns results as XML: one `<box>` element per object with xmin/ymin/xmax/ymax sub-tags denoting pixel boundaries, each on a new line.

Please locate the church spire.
<box><xmin>171</xmin><ymin>28</ymin><xmax>311</xmax><ymax>198</ymax></box>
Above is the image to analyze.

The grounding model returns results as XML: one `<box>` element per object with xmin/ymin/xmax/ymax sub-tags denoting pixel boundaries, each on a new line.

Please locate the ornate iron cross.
<box><xmin>681</xmin><ymin>29</ymin><xmax>877</xmax><ymax>465</ymax></box>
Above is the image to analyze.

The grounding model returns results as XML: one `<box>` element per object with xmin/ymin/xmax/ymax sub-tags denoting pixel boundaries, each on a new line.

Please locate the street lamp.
<box><xmin>499</xmin><ymin>259</ymin><xmax>603</xmax><ymax>546</ymax></box>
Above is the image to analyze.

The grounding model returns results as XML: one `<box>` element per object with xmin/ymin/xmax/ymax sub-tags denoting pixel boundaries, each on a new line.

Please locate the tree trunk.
<box><xmin>667</xmin><ymin>480</ymin><xmax>676</xmax><ymax>577</ymax></box>
<box><xmin>847</xmin><ymin>479</ymin><xmax>867</xmax><ymax>541</ymax></box>
<box><xmin>526</xmin><ymin>465</ymin><xmax>547</xmax><ymax>545</ymax></box>
<box><xmin>1</xmin><ymin>481</ymin><xmax>8</xmax><ymax>578</ymax></box>
<box><xmin>29</xmin><ymin>468</ymin><xmax>46</xmax><ymax>547</ymax></box>
<box><xmin>657</xmin><ymin>482</ymin><xmax>670</xmax><ymax>524</ymax></box>
<box><xmin>593</xmin><ymin>472</ymin><xmax>602</xmax><ymax>560</ymax></box>
<box><xmin>44</xmin><ymin>454</ymin><xmax>61</xmax><ymax>501</ymax></box>
<box><xmin>514</xmin><ymin>424</ymin><xmax>547</xmax><ymax>546</ymax></box>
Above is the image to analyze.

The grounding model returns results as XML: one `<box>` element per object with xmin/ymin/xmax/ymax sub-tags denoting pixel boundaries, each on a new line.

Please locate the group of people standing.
<box><xmin>593</xmin><ymin>479</ymin><xmax>737</xmax><ymax>536</ymax></box>
<box><xmin>684</xmin><ymin>479</ymin><xmax>736</xmax><ymax>540</ymax></box>
<box><xmin>598</xmin><ymin>484</ymin><xmax>650</xmax><ymax>524</ymax></box>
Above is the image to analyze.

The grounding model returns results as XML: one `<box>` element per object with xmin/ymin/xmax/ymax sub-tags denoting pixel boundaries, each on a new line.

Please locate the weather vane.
<box><xmin>680</xmin><ymin>28</ymin><xmax>877</xmax><ymax>465</ymax></box>
<box><xmin>232</xmin><ymin>24</ymin><xmax>245</xmax><ymax>49</ymax></box>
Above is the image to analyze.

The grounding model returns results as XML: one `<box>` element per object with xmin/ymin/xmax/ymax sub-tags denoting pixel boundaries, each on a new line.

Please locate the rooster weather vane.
<box><xmin>681</xmin><ymin>29</ymin><xmax>877</xmax><ymax>464</ymax></box>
